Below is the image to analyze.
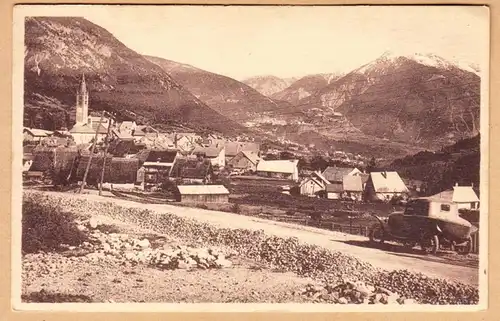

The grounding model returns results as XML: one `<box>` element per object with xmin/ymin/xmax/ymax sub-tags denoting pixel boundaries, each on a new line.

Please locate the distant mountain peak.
<box><xmin>373</xmin><ymin>50</ymin><xmax>480</xmax><ymax>75</ymax></box>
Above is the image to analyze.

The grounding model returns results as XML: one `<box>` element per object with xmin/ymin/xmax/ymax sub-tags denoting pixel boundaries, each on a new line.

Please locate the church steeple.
<box><xmin>75</xmin><ymin>73</ymin><xmax>89</xmax><ymax>124</ymax></box>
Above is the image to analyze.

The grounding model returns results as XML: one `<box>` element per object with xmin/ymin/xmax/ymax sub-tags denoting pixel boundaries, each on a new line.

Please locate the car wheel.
<box><xmin>420</xmin><ymin>234</ymin><xmax>439</xmax><ymax>255</ymax></box>
<box><xmin>369</xmin><ymin>224</ymin><xmax>385</xmax><ymax>244</ymax></box>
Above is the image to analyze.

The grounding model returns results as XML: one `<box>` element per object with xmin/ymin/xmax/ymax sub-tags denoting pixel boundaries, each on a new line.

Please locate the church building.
<box><xmin>69</xmin><ymin>74</ymin><xmax>109</xmax><ymax>144</ymax></box>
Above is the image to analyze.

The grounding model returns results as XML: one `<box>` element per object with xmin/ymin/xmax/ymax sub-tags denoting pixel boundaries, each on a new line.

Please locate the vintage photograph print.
<box><xmin>12</xmin><ymin>4</ymin><xmax>489</xmax><ymax>311</ymax></box>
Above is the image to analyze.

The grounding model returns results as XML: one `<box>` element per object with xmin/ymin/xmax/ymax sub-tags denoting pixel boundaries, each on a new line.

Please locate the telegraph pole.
<box><xmin>99</xmin><ymin>115</ymin><xmax>114</xmax><ymax>196</ymax></box>
<box><xmin>79</xmin><ymin>110</ymin><xmax>106</xmax><ymax>194</ymax></box>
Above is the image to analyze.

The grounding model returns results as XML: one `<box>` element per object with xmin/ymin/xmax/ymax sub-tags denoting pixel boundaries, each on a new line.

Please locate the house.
<box><xmin>322</xmin><ymin>166</ymin><xmax>362</xmax><ymax>183</ymax></box>
<box><xmin>342</xmin><ymin>175</ymin><xmax>364</xmax><ymax>201</ymax></box>
<box><xmin>193</xmin><ymin>145</ymin><xmax>226</xmax><ymax>168</ymax></box>
<box><xmin>226</xmin><ymin>150</ymin><xmax>261</xmax><ymax>172</ymax></box>
<box><xmin>142</xmin><ymin>150</ymin><xmax>178</xmax><ymax>186</ymax></box>
<box><xmin>132</xmin><ymin>125</ymin><xmax>159</xmax><ymax>138</ymax></box>
<box><xmin>111</xmin><ymin>129</ymin><xmax>135</xmax><ymax>142</ymax></box>
<box><xmin>299</xmin><ymin>171</ymin><xmax>330</xmax><ymax>196</ymax></box>
<box><xmin>256</xmin><ymin>159</ymin><xmax>299</xmax><ymax>181</ymax></box>
<box><xmin>118</xmin><ymin>121</ymin><xmax>137</xmax><ymax>134</ymax></box>
<box><xmin>69</xmin><ymin>123</ymin><xmax>104</xmax><ymax>145</ymax></box>
<box><xmin>23</xmin><ymin>128</ymin><xmax>53</xmax><ymax>143</ymax></box>
<box><xmin>89</xmin><ymin>116</ymin><xmax>112</xmax><ymax>132</ymax></box>
<box><xmin>225</xmin><ymin>141</ymin><xmax>260</xmax><ymax>162</ymax></box>
<box><xmin>326</xmin><ymin>182</ymin><xmax>343</xmax><ymax>199</ymax></box>
<box><xmin>429</xmin><ymin>184</ymin><xmax>480</xmax><ymax>209</ymax></box>
<box><xmin>138</xmin><ymin>134</ymin><xmax>175</xmax><ymax>150</ymax></box>
<box><xmin>169</xmin><ymin>157</ymin><xmax>213</xmax><ymax>184</ymax></box>
<box><xmin>175</xmin><ymin>134</ymin><xmax>200</xmax><ymax>153</ymax></box>
<box><xmin>364</xmin><ymin>171</ymin><xmax>409</xmax><ymax>202</ymax></box>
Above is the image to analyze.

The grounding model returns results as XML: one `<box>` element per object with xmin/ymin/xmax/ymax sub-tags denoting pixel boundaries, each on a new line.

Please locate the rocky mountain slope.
<box><xmin>145</xmin><ymin>56</ymin><xmax>294</xmax><ymax>123</ymax></box>
<box><xmin>270</xmin><ymin>73</ymin><xmax>343</xmax><ymax>105</ymax></box>
<box><xmin>24</xmin><ymin>17</ymin><xmax>245</xmax><ymax>134</ymax></box>
<box><xmin>242</xmin><ymin>75</ymin><xmax>297</xmax><ymax>97</ymax></box>
<box><xmin>297</xmin><ymin>52</ymin><xmax>481</xmax><ymax>148</ymax></box>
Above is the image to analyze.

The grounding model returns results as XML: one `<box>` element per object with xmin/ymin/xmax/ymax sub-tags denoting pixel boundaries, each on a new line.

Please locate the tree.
<box><xmin>311</xmin><ymin>155</ymin><xmax>328</xmax><ymax>172</ymax></box>
<box><xmin>366</xmin><ymin>157</ymin><xmax>377</xmax><ymax>173</ymax></box>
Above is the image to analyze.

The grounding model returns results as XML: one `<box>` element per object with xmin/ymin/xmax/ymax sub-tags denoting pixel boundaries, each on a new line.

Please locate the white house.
<box><xmin>364</xmin><ymin>171</ymin><xmax>409</xmax><ymax>202</ymax></box>
<box><xmin>193</xmin><ymin>145</ymin><xmax>226</xmax><ymax>168</ymax></box>
<box><xmin>430</xmin><ymin>184</ymin><xmax>480</xmax><ymax>209</ymax></box>
<box><xmin>256</xmin><ymin>159</ymin><xmax>299</xmax><ymax>181</ymax></box>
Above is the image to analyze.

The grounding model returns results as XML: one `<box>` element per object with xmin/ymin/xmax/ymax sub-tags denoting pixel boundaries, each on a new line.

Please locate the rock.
<box><xmin>135</xmin><ymin>239</ymin><xmax>151</xmax><ymax>249</ymax></box>
<box><xmin>102</xmin><ymin>242</ymin><xmax>111</xmax><ymax>252</ymax></box>
<box><xmin>215</xmin><ymin>258</ymin><xmax>232</xmax><ymax>268</ymax></box>
<box><xmin>76</xmin><ymin>224</ymin><xmax>87</xmax><ymax>232</ymax></box>
<box><xmin>338</xmin><ymin>297</ymin><xmax>348</xmax><ymax>304</ymax></box>
<box><xmin>124</xmin><ymin>252</ymin><xmax>136</xmax><ymax>261</ymax></box>
<box><xmin>177</xmin><ymin>260</ymin><xmax>190</xmax><ymax>269</ymax></box>
<box><xmin>88</xmin><ymin>218</ymin><xmax>99</xmax><ymax>229</ymax></box>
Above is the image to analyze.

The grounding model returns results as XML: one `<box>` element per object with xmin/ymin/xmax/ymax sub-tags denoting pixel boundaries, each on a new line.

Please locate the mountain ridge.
<box><xmin>23</xmin><ymin>16</ymin><xmax>245</xmax><ymax>135</ymax></box>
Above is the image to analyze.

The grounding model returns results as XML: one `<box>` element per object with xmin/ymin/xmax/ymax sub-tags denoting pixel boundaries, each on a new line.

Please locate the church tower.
<box><xmin>75</xmin><ymin>73</ymin><xmax>89</xmax><ymax>124</ymax></box>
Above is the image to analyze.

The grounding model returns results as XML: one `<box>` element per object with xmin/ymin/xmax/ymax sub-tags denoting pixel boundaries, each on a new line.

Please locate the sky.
<box><xmin>18</xmin><ymin>5</ymin><xmax>490</xmax><ymax>80</ymax></box>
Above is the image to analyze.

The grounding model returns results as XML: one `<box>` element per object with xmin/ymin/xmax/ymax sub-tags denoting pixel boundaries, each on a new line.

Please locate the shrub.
<box><xmin>231</xmin><ymin>203</ymin><xmax>241</xmax><ymax>214</ymax></box>
<box><xmin>22</xmin><ymin>194</ymin><xmax>89</xmax><ymax>254</ymax></box>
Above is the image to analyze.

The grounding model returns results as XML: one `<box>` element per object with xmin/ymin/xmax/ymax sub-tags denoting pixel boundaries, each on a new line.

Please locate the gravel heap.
<box><xmin>23</xmin><ymin>192</ymin><xmax>480</xmax><ymax>305</ymax></box>
<box><xmin>75</xmin><ymin>220</ymin><xmax>234</xmax><ymax>270</ymax></box>
<box><xmin>297</xmin><ymin>280</ymin><xmax>417</xmax><ymax>304</ymax></box>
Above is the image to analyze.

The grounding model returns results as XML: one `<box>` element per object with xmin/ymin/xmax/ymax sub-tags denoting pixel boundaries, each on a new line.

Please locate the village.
<box><xmin>22</xmin><ymin>75</ymin><xmax>481</xmax><ymax>253</ymax></box>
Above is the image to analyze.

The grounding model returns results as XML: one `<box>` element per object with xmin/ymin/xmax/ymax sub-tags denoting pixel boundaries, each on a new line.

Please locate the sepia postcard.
<box><xmin>11</xmin><ymin>4</ymin><xmax>490</xmax><ymax>313</ymax></box>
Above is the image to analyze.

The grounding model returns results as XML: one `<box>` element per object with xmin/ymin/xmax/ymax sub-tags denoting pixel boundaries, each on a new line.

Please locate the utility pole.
<box><xmin>99</xmin><ymin>115</ymin><xmax>114</xmax><ymax>196</ymax></box>
<box><xmin>79</xmin><ymin>110</ymin><xmax>106</xmax><ymax>194</ymax></box>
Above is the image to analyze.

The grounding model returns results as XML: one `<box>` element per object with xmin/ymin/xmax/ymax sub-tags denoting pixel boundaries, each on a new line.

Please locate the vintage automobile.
<box><xmin>368</xmin><ymin>197</ymin><xmax>478</xmax><ymax>254</ymax></box>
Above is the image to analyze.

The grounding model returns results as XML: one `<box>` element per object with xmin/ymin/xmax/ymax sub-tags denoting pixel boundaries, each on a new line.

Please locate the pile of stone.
<box><xmin>78</xmin><ymin>219</ymin><xmax>233</xmax><ymax>270</ymax></box>
<box><xmin>298</xmin><ymin>280</ymin><xmax>417</xmax><ymax>304</ymax></box>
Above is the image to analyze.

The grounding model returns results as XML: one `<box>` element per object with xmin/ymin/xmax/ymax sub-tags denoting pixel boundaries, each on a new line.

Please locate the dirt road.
<box><xmin>39</xmin><ymin>190</ymin><xmax>480</xmax><ymax>286</ymax></box>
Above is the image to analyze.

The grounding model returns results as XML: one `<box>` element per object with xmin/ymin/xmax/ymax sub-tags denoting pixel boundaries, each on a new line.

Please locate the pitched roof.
<box><xmin>343</xmin><ymin>175</ymin><xmax>363</xmax><ymax>192</ymax></box>
<box><xmin>170</xmin><ymin>158</ymin><xmax>212</xmax><ymax>179</ymax></box>
<box><xmin>193</xmin><ymin>145</ymin><xmax>223</xmax><ymax>158</ymax></box>
<box><xmin>177</xmin><ymin>185</ymin><xmax>229</xmax><ymax>195</ymax></box>
<box><xmin>69</xmin><ymin>123</ymin><xmax>96</xmax><ymax>134</ymax></box>
<box><xmin>240</xmin><ymin>150</ymin><xmax>261</xmax><ymax>165</ymax></box>
<box><xmin>322</xmin><ymin>166</ymin><xmax>355</xmax><ymax>182</ymax></box>
<box><xmin>311</xmin><ymin>171</ymin><xmax>330</xmax><ymax>185</ymax></box>
<box><xmin>133</xmin><ymin>125</ymin><xmax>158</xmax><ymax>136</ymax></box>
<box><xmin>145</xmin><ymin>150</ymin><xmax>178</xmax><ymax>164</ymax></box>
<box><xmin>369</xmin><ymin>171</ymin><xmax>409</xmax><ymax>193</ymax></box>
<box><xmin>225</xmin><ymin>141</ymin><xmax>260</xmax><ymax>157</ymax></box>
<box><xmin>112</xmin><ymin>129</ymin><xmax>134</xmax><ymax>141</ymax></box>
<box><xmin>256</xmin><ymin>159</ymin><xmax>298</xmax><ymax>174</ymax></box>
<box><xmin>24</xmin><ymin>128</ymin><xmax>53</xmax><ymax>137</ymax></box>
<box><xmin>430</xmin><ymin>186</ymin><xmax>479</xmax><ymax>203</ymax></box>
<box><xmin>326</xmin><ymin>183</ymin><xmax>343</xmax><ymax>193</ymax></box>
<box><xmin>300</xmin><ymin>176</ymin><xmax>325</xmax><ymax>188</ymax></box>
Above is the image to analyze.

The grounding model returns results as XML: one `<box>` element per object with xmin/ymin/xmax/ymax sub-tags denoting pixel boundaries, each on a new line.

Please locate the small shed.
<box><xmin>176</xmin><ymin>185</ymin><xmax>230</xmax><ymax>203</ymax></box>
